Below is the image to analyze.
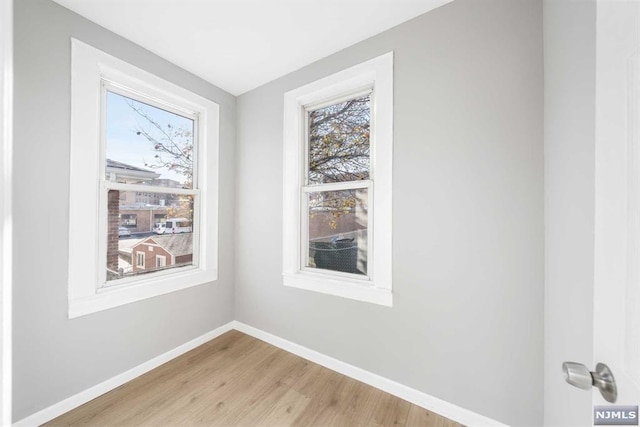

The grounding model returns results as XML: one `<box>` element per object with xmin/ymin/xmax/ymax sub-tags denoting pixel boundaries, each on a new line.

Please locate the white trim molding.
<box><xmin>13</xmin><ymin>323</ymin><xmax>235</xmax><ymax>427</ymax></box>
<box><xmin>282</xmin><ymin>52</ymin><xmax>394</xmax><ymax>307</ymax></box>
<box><xmin>0</xmin><ymin>0</ymin><xmax>12</xmax><ymax>424</ymax></box>
<box><xmin>231</xmin><ymin>322</ymin><xmax>508</xmax><ymax>427</ymax></box>
<box><xmin>68</xmin><ymin>39</ymin><xmax>220</xmax><ymax>318</ymax></box>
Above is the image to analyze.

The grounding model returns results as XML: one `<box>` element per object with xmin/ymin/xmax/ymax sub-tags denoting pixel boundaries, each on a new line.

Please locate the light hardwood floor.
<box><xmin>46</xmin><ymin>330</ymin><xmax>463</xmax><ymax>426</ymax></box>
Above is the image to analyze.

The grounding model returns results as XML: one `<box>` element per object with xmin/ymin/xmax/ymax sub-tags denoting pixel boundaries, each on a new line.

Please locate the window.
<box><xmin>136</xmin><ymin>252</ymin><xmax>145</xmax><ymax>269</ymax></box>
<box><xmin>103</xmin><ymin>88</ymin><xmax>197</xmax><ymax>283</ymax></box>
<box><xmin>68</xmin><ymin>39</ymin><xmax>219</xmax><ymax>318</ymax></box>
<box><xmin>156</xmin><ymin>255</ymin><xmax>166</xmax><ymax>268</ymax></box>
<box><xmin>283</xmin><ymin>52</ymin><xmax>393</xmax><ymax>306</ymax></box>
<box><xmin>120</xmin><ymin>214</ymin><xmax>137</xmax><ymax>228</ymax></box>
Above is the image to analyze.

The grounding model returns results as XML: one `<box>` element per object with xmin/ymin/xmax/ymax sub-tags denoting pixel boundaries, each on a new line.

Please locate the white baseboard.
<box><xmin>13</xmin><ymin>322</ymin><xmax>235</xmax><ymax>427</ymax></box>
<box><xmin>231</xmin><ymin>321</ymin><xmax>508</xmax><ymax>427</ymax></box>
<box><xmin>14</xmin><ymin>320</ymin><xmax>507</xmax><ymax>427</ymax></box>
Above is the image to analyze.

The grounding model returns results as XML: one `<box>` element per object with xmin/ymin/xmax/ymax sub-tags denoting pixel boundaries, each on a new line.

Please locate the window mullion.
<box><xmin>103</xmin><ymin>181</ymin><xmax>199</xmax><ymax>196</ymax></box>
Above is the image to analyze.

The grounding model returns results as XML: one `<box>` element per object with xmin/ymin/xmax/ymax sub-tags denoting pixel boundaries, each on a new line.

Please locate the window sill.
<box><xmin>68</xmin><ymin>268</ymin><xmax>217</xmax><ymax>319</ymax></box>
<box><xmin>283</xmin><ymin>272</ymin><xmax>392</xmax><ymax>307</ymax></box>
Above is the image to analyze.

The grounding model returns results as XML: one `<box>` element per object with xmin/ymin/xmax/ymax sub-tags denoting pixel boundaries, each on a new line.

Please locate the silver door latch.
<box><xmin>563</xmin><ymin>361</ymin><xmax>617</xmax><ymax>403</ymax></box>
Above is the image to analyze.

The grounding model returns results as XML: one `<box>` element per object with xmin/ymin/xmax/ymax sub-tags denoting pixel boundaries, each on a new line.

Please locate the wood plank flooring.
<box><xmin>46</xmin><ymin>330</ymin><xmax>463</xmax><ymax>426</ymax></box>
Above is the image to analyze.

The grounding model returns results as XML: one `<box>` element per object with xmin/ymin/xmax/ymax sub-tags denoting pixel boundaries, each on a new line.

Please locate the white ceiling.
<box><xmin>52</xmin><ymin>0</ymin><xmax>452</xmax><ymax>95</ymax></box>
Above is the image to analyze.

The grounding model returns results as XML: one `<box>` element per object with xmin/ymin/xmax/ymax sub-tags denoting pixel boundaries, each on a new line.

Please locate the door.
<box><xmin>570</xmin><ymin>1</ymin><xmax>640</xmax><ymax>424</ymax></box>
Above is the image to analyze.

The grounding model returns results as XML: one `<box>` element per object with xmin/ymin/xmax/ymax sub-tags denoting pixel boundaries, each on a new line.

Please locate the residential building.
<box><xmin>131</xmin><ymin>234</ymin><xmax>193</xmax><ymax>273</ymax></box>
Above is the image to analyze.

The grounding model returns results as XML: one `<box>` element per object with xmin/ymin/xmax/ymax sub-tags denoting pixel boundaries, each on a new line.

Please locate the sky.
<box><xmin>105</xmin><ymin>90</ymin><xmax>194</xmax><ymax>184</ymax></box>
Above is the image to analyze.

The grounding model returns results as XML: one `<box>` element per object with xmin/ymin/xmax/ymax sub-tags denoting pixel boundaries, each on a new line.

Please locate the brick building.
<box><xmin>106</xmin><ymin>159</ymin><xmax>166</xmax><ymax>277</ymax></box>
<box><xmin>131</xmin><ymin>233</ymin><xmax>194</xmax><ymax>273</ymax></box>
<box><xmin>119</xmin><ymin>178</ymin><xmax>183</xmax><ymax>206</ymax></box>
<box><xmin>119</xmin><ymin>207</ymin><xmax>169</xmax><ymax>233</ymax></box>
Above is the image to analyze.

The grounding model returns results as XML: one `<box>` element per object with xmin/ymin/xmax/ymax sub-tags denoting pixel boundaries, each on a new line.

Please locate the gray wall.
<box><xmin>235</xmin><ymin>0</ymin><xmax>544</xmax><ymax>425</ymax></box>
<box><xmin>543</xmin><ymin>0</ymin><xmax>596</xmax><ymax>425</ymax></box>
<box><xmin>12</xmin><ymin>0</ymin><xmax>236</xmax><ymax>420</ymax></box>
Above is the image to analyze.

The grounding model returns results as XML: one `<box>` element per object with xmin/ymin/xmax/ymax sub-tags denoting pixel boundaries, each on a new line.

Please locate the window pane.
<box><xmin>107</xmin><ymin>190</ymin><xmax>195</xmax><ymax>282</ymax></box>
<box><xmin>120</xmin><ymin>214</ymin><xmax>137</xmax><ymax>228</ymax></box>
<box><xmin>307</xmin><ymin>188</ymin><xmax>368</xmax><ymax>275</ymax></box>
<box><xmin>105</xmin><ymin>90</ymin><xmax>195</xmax><ymax>189</ymax></box>
<box><xmin>308</xmin><ymin>93</ymin><xmax>370</xmax><ymax>185</ymax></box>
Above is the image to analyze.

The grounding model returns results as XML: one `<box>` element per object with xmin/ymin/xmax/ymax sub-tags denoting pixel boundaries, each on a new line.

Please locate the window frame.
<box><xmin>120</xmin><ymin>213</ymin><xmax>137</xmax><ymax>228</ymax></box>
<box><xmin>301</xmin><ymin>89</ymin><xmax>373</xmax><ymax>281</ymax></box>
<box><xmin>136</xmin><ymin>251</ymin><xmax>145</xmax><ymax>269</ymax></box>
<box><xmin>99</xmin><ymin>82</ymin><xmax>201</xmax><ymax>288</ymax></box>
<box><xmin>68</xmin><ymin>39</ymin><xmax>219</xmax><ymax>318</ymax></box>
<box><xmin>282</xmin><ymin>52</ymin><xmax>393</xmax><ymax>306</ymax></box>
<box><xmin>156</xmin><ymin>255</ymin><xmax>167</xmax><ymax>268</ymax></box>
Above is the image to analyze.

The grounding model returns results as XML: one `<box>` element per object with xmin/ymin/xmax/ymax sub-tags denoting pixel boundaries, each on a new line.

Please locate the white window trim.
<box><xmin>156</xmin><ymin>255</ymin><xmax>166</xmax><ymax>268</ymax></box>
<box><xmin>136</xmin><ymin>252</ymin><xmax>145</xmax><ymax>269</ymax></box>
<box><xmin>68</xmin><ymin>39</ymin><xmax>219</xmax><ymax>318</ymax></box>
<box><xmin>282</xmin><ymin>52</ymin><xmax>393</xmax><ymax>306</ymax></box>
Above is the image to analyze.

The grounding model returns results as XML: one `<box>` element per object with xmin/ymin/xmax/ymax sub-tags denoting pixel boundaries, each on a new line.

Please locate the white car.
<box><xmin>155</xmin><ymin>218</ymin><xmax>192</xmax><ymax>234</ymax></box>
<box><xmin>154</xmin><ymin>222</ymin><xmax>166</xmax><ymax>234</ymax></box>
<box><xmin>118</xmin><ymin>227</ymin><xmax>131</xmax><ymax>237</ymax></box>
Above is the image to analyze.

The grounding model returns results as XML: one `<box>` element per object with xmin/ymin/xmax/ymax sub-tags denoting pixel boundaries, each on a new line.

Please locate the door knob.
<box><xmin>562</xmin><ymin>362</ymin><xmax>617</xmax><ymax>403</ymax></box>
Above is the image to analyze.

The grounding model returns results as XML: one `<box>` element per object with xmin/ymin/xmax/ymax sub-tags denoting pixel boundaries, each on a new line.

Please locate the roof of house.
<box><xmin>106</xmin><ymin>159</ymin><xmax>160</xmax><ymax>183</ymax></box>
<box><xmin>106</xmin><ymin>159</ymin><xmax>154</xmax><ymax>173</ymax></box>
<box><xmin>136</xmin><ymin>233</ymin><xmax>193</xmax><ymax>257</ymax></box>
